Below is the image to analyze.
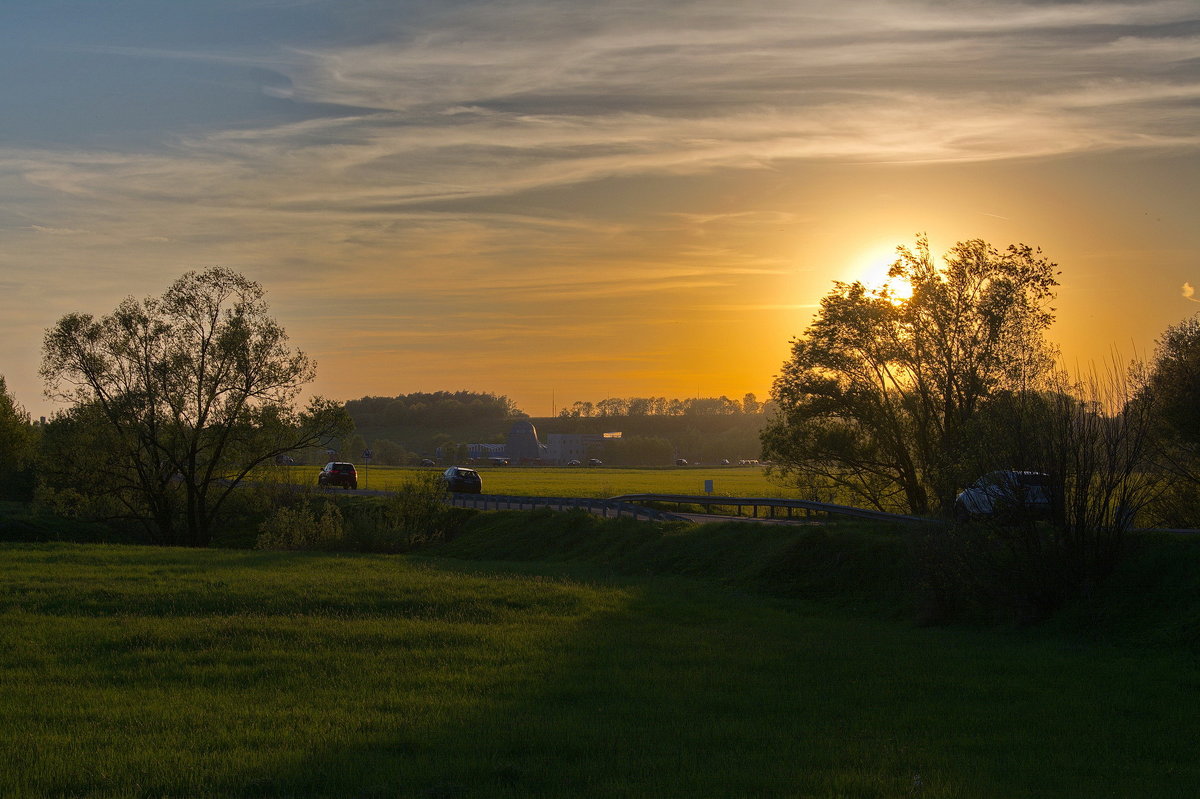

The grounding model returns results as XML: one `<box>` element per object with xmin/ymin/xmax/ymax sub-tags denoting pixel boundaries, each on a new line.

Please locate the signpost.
<box><xmin>362</xmin><ymin>449</ymin><xmax>373</xmax><ymax>489</ymax></box>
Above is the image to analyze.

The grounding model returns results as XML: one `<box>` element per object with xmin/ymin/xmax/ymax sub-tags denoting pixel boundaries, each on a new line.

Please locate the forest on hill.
<box><xmin>336</xmin><ymin>391</ymin><xmax>771</xmax><ymax>465</ymax></box>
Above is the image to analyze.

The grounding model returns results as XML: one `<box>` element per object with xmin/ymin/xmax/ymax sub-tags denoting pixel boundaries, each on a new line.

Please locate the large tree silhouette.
<box><xmin>41</xmin><ymin>267</ymin><xmax>350</xmax><ymax>546</ymax></box>
<box><xmin>762</xmin><ymin>237</ymin><xmax>1059</xmax><ymax>514</ymax></box>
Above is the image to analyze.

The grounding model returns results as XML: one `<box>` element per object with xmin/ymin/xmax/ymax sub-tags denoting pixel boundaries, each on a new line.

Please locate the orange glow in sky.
<box><xmin>1</xmin><ymin>2</ymin><xmax>1198</xmax><ymax>418</ymax></box>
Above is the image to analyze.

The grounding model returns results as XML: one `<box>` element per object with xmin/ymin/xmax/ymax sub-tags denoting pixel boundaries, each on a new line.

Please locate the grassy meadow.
<box><xmin>2</xmin><ymin>520</ymin><xmax>1199</xmax><ymax>798</ymax></box>
<box><xmin>303</xmin><ymin>464</ymin><xmax>786</xmax><ymax>498</ymax></box>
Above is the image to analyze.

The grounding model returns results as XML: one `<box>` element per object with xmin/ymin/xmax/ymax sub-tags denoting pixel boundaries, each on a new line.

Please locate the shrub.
<box><xmin>341</xmin><ymin>472</ymin><xmax>478</xmax><ymax>552</ymax></box>
<box><xmin>911</xmin><ymin>518</ymin><xmax>1103</xmax><ymax>625</ymax></box>
<box><xmin>256</xmin><ymin>501</ymin><xmax>344</xmax><ymax>551</ymax></box>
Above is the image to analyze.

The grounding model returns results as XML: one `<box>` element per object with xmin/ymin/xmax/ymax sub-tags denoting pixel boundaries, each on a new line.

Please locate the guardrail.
<box><xmin>444</xmin><ymin>493</ymin><xmax>690</xmax><ymax>523</ymax></box>
<box><xmin>446</xmin><ymin>491</ymin><xmax>1200</xmax><ymax>532</ymax></box>
<box><xmin>446</xmin><ymin>491</ymin><xmax>924</xmax><ymax>525</ymax></box>
<box><xmin>608</xmin><ymin>494</ymin><xmax>928</xmax><ymax>524</ymax></box>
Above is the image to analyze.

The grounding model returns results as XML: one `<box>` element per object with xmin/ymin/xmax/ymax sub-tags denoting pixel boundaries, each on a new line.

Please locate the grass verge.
<box><xmin>2</xmin><ymin>532</ymin><xmax>1199</xmax><ymax>797</ymax></box>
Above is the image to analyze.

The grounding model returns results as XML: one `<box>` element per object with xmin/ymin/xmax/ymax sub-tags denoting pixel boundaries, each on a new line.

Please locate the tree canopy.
<box><xmin>0</xmin><ymin>375</ymin><xmax>37</xmax><ymax>499</ymax></box>
<box><xmin>558</xmin><ymin>394</ymin><xmax>769</xmax><ymax>417</ymax></box>
<box><xmin>1143</xmin><ymin>316</ymin><xmax>1200</xmax><ymax>446</ymax></box>
<box><xmin>762</xmin><ymin>237</ymin><xmax>1059</xmax><ymax>514</ymax></box>
<box><xmin>40</xmin><ymin>267</ymin><xmax>350</xmax><ymax>546</ymax></box>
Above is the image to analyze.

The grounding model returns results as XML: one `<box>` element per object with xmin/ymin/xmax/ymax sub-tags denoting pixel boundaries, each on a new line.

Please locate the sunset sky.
<box><xmin>3</xmin><ymin>0</ymin><xmax>1199</xmax><ymax>418</ymax></box>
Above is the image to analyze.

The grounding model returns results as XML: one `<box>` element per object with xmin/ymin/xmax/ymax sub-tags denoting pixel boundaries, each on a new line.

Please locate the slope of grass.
<box><xmin>431</xmin><ymin>509</ymin><xmax>917</xmax><ymax>611</ymax></box>
<box><xmin>2</xmin><ymin>538</ymin><xmax>1199</xmax><ymax>797</ymax></box>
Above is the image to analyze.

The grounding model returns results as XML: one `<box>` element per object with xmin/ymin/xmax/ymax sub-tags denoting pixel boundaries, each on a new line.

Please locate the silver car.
<box><xmin>954</xmin><ymin>470</ymin><xmax>1052</xmax><ymax>522</ymax></box>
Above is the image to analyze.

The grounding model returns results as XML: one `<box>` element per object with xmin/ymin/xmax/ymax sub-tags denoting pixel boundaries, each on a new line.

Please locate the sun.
<box><xmin>847</xmin><ymin>243</ymin><xmax>912</xmax><ymax>301</ymax></box>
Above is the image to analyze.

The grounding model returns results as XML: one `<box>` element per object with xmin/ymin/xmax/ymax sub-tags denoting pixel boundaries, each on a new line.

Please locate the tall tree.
<box><xmin>0</xmin><ymin>376</ymin><xmax>37</xmax><ymax>499</ymax></box>
<box><xmin>762</xmin><ymin>237</ymin><xmax>1059</xmax><ymax>514</ymax></box>
<box><xmin>1142</xmin><ymin>316</ymin><xmax>1200</xmax><ymax>448</ymax></box>
<box><xmin>41</xmin><ymin>267</ymin><xmax>350</xmax><ymax>546</ymax></box>
<box><xmin>1136</xmin><ymin>315</ymin><xmax>1200</xmax><ymax>522</ymax></box>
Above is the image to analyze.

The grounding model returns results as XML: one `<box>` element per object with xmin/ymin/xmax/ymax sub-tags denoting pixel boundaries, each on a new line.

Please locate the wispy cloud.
<box><xmin>2</xmin><ymin>0</ymin><xmax>1199</xmax><ymax>412</ymax></box>
<box><xmin>27</xmin><ymin>224</ymin><xmax>87</xmax><ymax>235</ymax></box>
<box><xmin>1184</xmin><ymin>282</ymin><xmax>1199</xmax><ymax>303</ymax></box>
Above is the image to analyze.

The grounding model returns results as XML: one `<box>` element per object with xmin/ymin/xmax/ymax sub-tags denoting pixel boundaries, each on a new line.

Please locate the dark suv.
<box><xmin>318</xmin><ymin>462</ymin><xmax>358</xmax><ymax>490</ymax></box>
<box><xmin>954</xmin><ymin>470</ymin><xmax>1051</xmax><ymax>522</ymax></box>
<box><xmin>443</xmin><ymin>466</ymin><xmax>482</xmax><ymax>494</ymax></box>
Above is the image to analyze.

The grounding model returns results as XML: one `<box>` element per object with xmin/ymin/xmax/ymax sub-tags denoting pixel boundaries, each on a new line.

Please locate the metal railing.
<box><xmin>608</xmin><ymin>494</ymin><xmax>928</xmax><ymax>524</ymax></box>
<box><xmin>444</xmin><ymin>493</ymin><xmax>690</xmax><ymax>522</ymax></box>
<box><xmin>444</xmin><ymin>491</ymin><xmax>926</xmax><ymax>525</ymax></box>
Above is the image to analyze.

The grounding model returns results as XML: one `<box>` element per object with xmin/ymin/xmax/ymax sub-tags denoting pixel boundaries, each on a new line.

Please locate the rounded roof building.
<box><xmin>506</xmin><ymin>419</ymin><xmax>541</xmax><ymax>462</ymax></box>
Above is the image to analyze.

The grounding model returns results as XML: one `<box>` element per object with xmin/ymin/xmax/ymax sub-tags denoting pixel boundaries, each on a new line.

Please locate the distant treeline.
<box><xmin>333</xmin><ymin>390</ymin><xmax>772</xmax><ymax>466</ymax></box>
<box><xmin>345</xmin><ymin>391</ymin><xmax>524</xmax><ymax>429</ymax></box>
<box><xmin>559</xmin><ymin>393</ymin><xmax>774</xmax><ymax>418</ymax></box>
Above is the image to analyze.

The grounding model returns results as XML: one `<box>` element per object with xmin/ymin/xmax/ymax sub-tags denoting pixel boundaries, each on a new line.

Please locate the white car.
<box><xmin>954</xmin><ymin>470</ymin><xmax>1052</xmax><ymax>522</ymax></box>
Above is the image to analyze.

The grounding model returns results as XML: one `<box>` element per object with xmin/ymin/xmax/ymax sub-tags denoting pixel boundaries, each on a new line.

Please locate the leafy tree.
<box><xmin>340</xmin><ymin>433</ymin><xmax>368</xmax><ymax>462</ymax></box>
<box><xmin>763</xmin><ymin>237</ymin><xmax>1059</xmax><ymax>514</ymax></box>
<box><xmin>595</xmin><ymin>397</ymin><xmax>628</xmax><ymax>416</ymax></box>
<box><xmin>1135</xmin><ymin>316</ymin><xmax>1200</xmax><ymax>524</ymax></box>
<box><xmin>603</xmin><ymin>435</ymin><xmax>675</xmax><ymax>466</ymax></box>
<box><xmin>40</xmin><ymin>267</ymin><xmax>350</xmax><ymax>546</ymax></box>
<box><xmin>1143</xmin><ymin>316</ymin><xmax>1200</xmax><ymax>447</ymax></box>
<box><xmin>0</xmin><ymin>376</ymin><xmax>38</xmax><ymax>499</ymax></box>
<box><xmin>371</xmin><ymin>438</ymin><xmax>413</xmax><ymax>466</ymax></box>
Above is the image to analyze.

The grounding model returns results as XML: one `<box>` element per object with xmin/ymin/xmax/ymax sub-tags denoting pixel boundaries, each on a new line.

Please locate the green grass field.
<box><xmin>2</xmin><ymin>532</ymin><xmax>1198</xmax><ymax>798</ymax></box>
<box><xmin>304</xmin><ymin>464</ymin><xmax>787</xmax><ymax>498</ymax></box>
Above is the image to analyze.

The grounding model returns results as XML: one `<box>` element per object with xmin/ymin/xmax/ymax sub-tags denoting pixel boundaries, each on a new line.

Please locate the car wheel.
<box><xmin>349</xmin><ymin>482</ymin><xmax>357</xmax><ymax>490</ymax></box>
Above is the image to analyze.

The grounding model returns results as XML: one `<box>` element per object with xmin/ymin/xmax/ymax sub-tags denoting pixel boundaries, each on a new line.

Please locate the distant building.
<box><xmin>506</xmin><ymin>419</ymin><xmax>543</xmax><ymax>462</ymax></box>
<box><xmin>546</xmin><ymin>432</ymin><xmax>621</xmax><ymax>464</ymax></box>
<box><xmin>466</xmin><ymin>443</ymin><xmax>506</xmax><ymax>459</ymax></box>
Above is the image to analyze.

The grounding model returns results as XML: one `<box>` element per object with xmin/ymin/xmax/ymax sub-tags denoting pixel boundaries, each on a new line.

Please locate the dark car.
<box><xmin>318</xmin><ymin>462</ymin><xmax>357</xmax><ymax>490</ymax></box>
<box><xmin>443</xmin><ymin>466</ymin><xmax>482</xmax><ymax>494</ymax></box>
<box><xmin>954</xmin><ymin>470</ymin><xmax>1052</xmax><ymax>523</ymax></box>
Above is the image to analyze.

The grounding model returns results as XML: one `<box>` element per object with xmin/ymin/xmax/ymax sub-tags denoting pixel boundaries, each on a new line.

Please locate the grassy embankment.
<box><xmin>2</xmin><ymin>509</ymin><xmax>1199</xmax><ymax>798</ymax></box>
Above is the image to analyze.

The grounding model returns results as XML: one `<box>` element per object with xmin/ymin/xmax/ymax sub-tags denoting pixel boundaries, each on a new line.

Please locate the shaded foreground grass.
<box><xmin>1</xmin><ymin>541</ymin><xmax>1199</xmax><ymax>798</ymax></box>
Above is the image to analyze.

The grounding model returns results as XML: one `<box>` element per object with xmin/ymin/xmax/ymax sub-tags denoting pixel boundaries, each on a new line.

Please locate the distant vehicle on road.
<box><xmin>443</xmin><ymin>466</ymin><xmax>482</xmax><ymax>494</ymax></box>
<box><xmin>419</xmin><ymin>458</ymin><xmax>436</xmax><ymax>467</ymax></box>
<box><xmin>955</xmin><ymin>470</ymin><xmax>1052</xmax><ymax>522</ymax></box>
<box><xmin>566</xmin><ymin>459</ymin><xmax>582</xmax><ymax>467</ymax></box>
<box><xmin>587</xmin><ymin>458</ymin><xmax>603</xmax><ymax>466</ymax></box>
<box><xmin>675</xmin><ymin>458</ymin><xmax>689</xmax><ymax>466</ymax></box>
<box><xmin>318</xmin><ymin>462</ymin><xmax>357</xmax><ymax>490</ymax></box>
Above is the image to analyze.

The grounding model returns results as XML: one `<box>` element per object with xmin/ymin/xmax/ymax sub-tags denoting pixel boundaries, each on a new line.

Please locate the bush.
<box><xmin>341</xmin><ymin>472</ymin><xmax>478</xmax><ymax>552</ymax></box>
<box><xmin>1141</xmin><ymin>479</ymin><xmax>1200</xmax><ymax>529</ymax></box>
<box><xmin>911</xmin><ymin>519</ymin><xmax>1098</xmax><ymax>625</ymax></box>
<box><xmin>256</xmin><ymin>501</ymin><xmax>344</xmax><ymax>551</ymax></box>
